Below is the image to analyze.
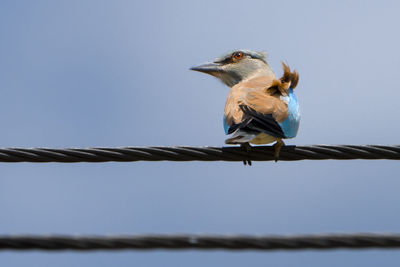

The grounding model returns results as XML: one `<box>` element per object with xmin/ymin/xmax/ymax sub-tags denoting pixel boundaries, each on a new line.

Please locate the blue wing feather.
<box><xmin>278</xmin><ymin>89</ymin><xmax>300</xmax><ymax>138</ymax></box>
<box><xmin>223</xmin><ymin>115</ymin><xmax>230</xmax><ymax>134</ymax></box>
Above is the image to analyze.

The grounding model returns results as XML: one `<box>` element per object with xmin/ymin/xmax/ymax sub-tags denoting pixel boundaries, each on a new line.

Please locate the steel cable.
<box><xmin>0</xmin><ymin>145</ymin><xmax>398</xmax><ymax>163</ymax></box>
<box><xmin>1</xmin><ymin>234</ymin><xmax>400</xmax><ymax>251</ymax></box>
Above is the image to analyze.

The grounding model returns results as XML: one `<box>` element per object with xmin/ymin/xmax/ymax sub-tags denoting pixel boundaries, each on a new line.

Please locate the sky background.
<box><xmin>1</xmin><ymin>0</ymin><xmax>400</xmax><ymax>266</ymax></box>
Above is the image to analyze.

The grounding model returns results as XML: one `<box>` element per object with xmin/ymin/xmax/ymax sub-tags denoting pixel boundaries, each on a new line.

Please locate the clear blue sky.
<box><xmin>1</xmin><ymin>0</ymin><xmax>400</xmax><ymax>266</ymax></box>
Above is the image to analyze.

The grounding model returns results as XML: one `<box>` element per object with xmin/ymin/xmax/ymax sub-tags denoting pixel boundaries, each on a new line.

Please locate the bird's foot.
<box><xmin>241</xmin><ymin>142</ymin><xmax>252</xmax><ymax>166</ymax></box>
<box><xmin>273</xmin><ymin>139</ymin><xmax>285</xmax><ymax>162</ymax></box>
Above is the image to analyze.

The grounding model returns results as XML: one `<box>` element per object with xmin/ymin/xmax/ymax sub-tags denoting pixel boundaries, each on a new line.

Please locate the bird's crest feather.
<box><xmin>215</xmin><ymin>49</ymin><xmax>267</xmax><ymax>63</ymax></box>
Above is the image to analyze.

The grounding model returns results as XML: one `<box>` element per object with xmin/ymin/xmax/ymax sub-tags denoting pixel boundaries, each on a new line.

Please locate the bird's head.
<box><xmin>191</xmin><ymin>49</ymin><xmax>274</xmax><ymax>87</ymax></box>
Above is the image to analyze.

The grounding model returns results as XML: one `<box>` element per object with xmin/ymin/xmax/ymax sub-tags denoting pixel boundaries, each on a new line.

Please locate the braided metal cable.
<box><xmin>0</xmin><ymin>145</ymin><xmax>399</xmax><ymax>163</ymax></box>
<box><xmin>1</xmin><ymin>234</ymin><xmax>400</xmax><ymax>251</ymax></box>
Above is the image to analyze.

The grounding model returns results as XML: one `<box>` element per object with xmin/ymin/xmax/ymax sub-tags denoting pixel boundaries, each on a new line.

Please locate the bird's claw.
<box><xmin>243</xmin><ymin>160</ymin><xmax>252</xmax><ymax>166</ymax></box>
<box><xmin>241</xmin><ymin>143</ymin><xmax>252</xmax><ymax>166</ymax></box>
<box><xmin>273</xmin><ymin>139</ymin><xmax>285</xmax><ymax>162</ymax></box>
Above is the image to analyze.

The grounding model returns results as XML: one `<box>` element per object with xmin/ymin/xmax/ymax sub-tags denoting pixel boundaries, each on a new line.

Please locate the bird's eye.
<box><xmin>233</xmin><ymin>52</ymin><xmax>243</xmax><ymax>60</ymax></box>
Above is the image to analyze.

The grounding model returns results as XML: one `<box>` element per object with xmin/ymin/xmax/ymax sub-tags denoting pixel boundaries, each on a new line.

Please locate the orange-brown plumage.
<box><xmin>224</xmin><ymin>63</ymin><xmax>299</xmax><ymax>126</ymax></box>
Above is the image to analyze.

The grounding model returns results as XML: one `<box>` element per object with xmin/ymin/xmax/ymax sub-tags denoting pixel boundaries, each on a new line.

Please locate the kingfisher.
<box><xmin>191</xmin><ymin>50</ymin><xmax>300</xmax><ymax>165</ymax></box>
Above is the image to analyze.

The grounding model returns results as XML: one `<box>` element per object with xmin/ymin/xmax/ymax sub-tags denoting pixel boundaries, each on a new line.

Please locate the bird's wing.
<box><xmin>224</xmin><ymin>75</ymin><xmax>289</xmax><ymax>138</ymax></box>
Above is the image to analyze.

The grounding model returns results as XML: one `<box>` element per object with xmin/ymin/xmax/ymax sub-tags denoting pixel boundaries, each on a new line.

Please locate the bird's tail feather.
<box><xmin>225</xmin><ymin>129</ymin><xmax>257</xmax><ymax>144</ymax></box>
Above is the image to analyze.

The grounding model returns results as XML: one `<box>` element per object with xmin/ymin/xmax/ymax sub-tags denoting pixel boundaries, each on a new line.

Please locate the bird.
<box><xmin>191</xmin><ymin>49</ymin><xmax>300</xmax><ymax>165</ymax></box>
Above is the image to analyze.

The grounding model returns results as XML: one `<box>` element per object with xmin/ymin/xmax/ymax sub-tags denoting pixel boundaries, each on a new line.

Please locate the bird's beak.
<box><xmin>190</xmin><ymin>62</ymin><xmax>223</xmax><ymax>76</ymax></box>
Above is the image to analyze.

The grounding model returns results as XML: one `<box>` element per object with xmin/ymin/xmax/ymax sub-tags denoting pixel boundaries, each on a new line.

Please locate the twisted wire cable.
<box><xmin>0</xmin><ymin>145</ymin><xmax>398</xmax><ymax>163</ymax></box>
<box><xmin>1</xmin><ymin>234</ymin><xmax>400</xmax><ymax>251</ymax></box>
